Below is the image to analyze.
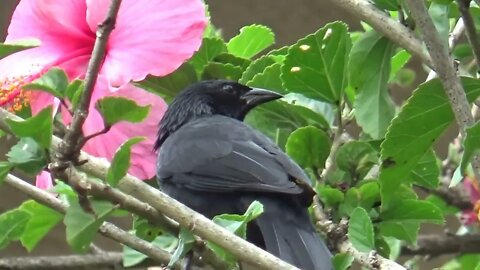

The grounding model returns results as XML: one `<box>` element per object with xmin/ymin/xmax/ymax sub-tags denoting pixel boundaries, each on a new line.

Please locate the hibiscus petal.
<box><xmin>86</xmin><ymin>0</ymin><xmax>207</xmax><ymax>86</ymax></box>
<box><xmin>7</xmin><ymin>0</ymin><xmax>94</xmax><ymax>54</ymax></box>
<box><xmin>73</xmin><ymin>78</ymin><xmax>167</xmax><ymax>180</ymax></box>
<box><xmin>0</xmin><ymin>47</ymin><xmax>56</xmax><ymax>80</ymax></box>
<box><xmin>36</xmin><ymin>170</ymin><xmax>53</xmax><ymax>190</ymax></box>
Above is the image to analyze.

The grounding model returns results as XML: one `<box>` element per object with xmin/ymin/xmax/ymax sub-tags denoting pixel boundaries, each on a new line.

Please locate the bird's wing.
<box><xmin>157</xmin><ymin>116</ymin><xmax>308</xmax><ymax>195</ymax></box>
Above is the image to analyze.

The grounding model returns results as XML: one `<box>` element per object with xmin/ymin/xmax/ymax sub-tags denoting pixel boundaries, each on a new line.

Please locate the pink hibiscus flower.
<box><xmin>461</xmin><ymin>177</ymin><xmax>480</xmax><ymax>225</ymax></box>
<box><xmin>0</xmin><ymin>0</ymin><xmax>206</xmax><ymax>186</ymax></box>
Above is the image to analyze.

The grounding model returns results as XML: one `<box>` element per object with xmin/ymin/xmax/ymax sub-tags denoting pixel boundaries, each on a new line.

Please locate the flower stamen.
<box><xmin>0</xmin><ymin>73</ymin><xmax>40</xmax><ymax>112</ymax></box>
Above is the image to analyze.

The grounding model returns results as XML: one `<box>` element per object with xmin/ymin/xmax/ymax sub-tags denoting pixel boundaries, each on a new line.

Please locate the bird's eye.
<box><xmin>222</xmin><ymin>84</ymin><xmax>234</xmax><ymax>93</ymax></box>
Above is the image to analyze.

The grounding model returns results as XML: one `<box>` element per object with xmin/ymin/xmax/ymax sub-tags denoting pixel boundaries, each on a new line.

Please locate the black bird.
<box><xmin>155</xmin><ymin>80</ymin><xmax>332</xmax><ymax>270</ymax></box>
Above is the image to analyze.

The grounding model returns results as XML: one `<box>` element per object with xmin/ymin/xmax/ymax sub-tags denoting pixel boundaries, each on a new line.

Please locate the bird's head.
<box><xmin>154</xmin><ymin>80</ymin><xmax>282</xmax><ymax>150</ymax></box>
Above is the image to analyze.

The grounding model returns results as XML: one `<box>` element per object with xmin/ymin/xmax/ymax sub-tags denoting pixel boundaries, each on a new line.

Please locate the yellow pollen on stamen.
<box><xmin>0</xmin><ymin>75</ymin><xmax>34</xmax><ymax>112</ymax></box>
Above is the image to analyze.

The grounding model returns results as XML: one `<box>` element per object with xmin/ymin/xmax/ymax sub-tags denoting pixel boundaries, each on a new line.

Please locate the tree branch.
<box><xmin>405</xmin><ymin>0</ymin><xmax>480</xmax><ymax>184</ymax></box>
<box><xmin>402</xmin><ymin>233</ymin><xmax>480</xmax><ymax>256</ymax></box>
<box><xmin>0</xmin><ymin>252</ymin><xmax>123</xmax><ymax>270</ymax></box>
<box><xmin>456</xmin><ymin>0</ymin><xmax>480</xmax><ymax>72</ymax></box>
<box><xmin>3</xmin><ymin>173</ymin><xmax>181</xmax><ymax>270</ymax></box>
<box><xmin>0</xmin><ymin>107</ymin><xmax>299</xmax><ymax>270</ymax></box>
<box><xmin>326</xmin><ymin>0</ymin><xmax>433</xmax><ymax>69</ymax></box>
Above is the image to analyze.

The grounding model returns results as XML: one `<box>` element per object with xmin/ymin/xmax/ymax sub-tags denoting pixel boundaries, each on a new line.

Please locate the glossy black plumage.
<box><xmin>155</xmin><ymin>80</ymin><xmax>332</xmax><ymax>270</ymax></box>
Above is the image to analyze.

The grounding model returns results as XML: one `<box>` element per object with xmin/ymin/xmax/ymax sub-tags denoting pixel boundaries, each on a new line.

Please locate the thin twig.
<box><xmin>405</xmin><ymin>0</ymin><xmax>480</xmax><ymax>184</ymax></box>
<box><xmin>0</xmin><ymin>253</ymin><xmax>123</xmax><ymax>270</ymax></box>
<box><xmin>402</xmin><ymin>233</ymin><xmax>480</xmax><ymax>256</ymax></box>
<box><xmin>3</xmin><ymin>173</ymin><xmax>181</xmax><ymax>270</ymax></box>
<box><xmin>312</xmin><ymin>199</ymin><xmax>406</xmax><ymax>270</ymax></box>
<box><xmin>79</xmin><ymin>125</ymin><xmax>111</xmax><ymax>147</ymax></box>
<box><xmin>449</xmin><ymin>18</ymin><xmax>465</xmax><ymax>52</ymax></box>
<box><xmin>57</xmin><ymin>0</ymin><xmax>122</xmax><ymax>158</ymax></box>
<box><xmin>326</xmin><ymin>0</ymin><xmax>433</xmax><ymax>69</ymax></box>
<box><xmin>456</xmin><ymin>0</ymin><xmax>480</xmax><ymax>72</ymax></box>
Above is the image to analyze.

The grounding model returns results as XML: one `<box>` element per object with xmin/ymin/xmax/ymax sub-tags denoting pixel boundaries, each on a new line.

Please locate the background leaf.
<box><xmin>0</xmin><ymin>209</ymin><xmax>30</xmax><ymax>249</ymax></box>
<box><xmin>348</xmin><ymin>207</ymin><xmax>375</xmax><ymax>252</ymax></box>
<box><xmin>285</xmin><ymin>126</ymin><xmax>331</xmax><ymax>169</ymax></box>
<box><xmin>379</xmin><ymin>199</ymin><xmax>443</xmax><ymax>224</ymax></box>
<box><xmin>20</xmin><ymin>200</ymin><xmax>62</xmax><ymax>251</ymax></box>
<box><xmin>0</xmin><ymin>39</ymin><xmax>40</xmax><ymax>59</ymax></box>
<box><xmin>380</xmin><ymin>78</ymin><xmax>480</xmax><ymax>205</ymax></box>
<box><xmin>227</xmin><ymin>24</ymin><xmax>275</xmax><ymax>58</ymax></box>
<box><xmin>350</xmin><ymin>31</ymin><xmax>396</xmax><ymax>139</ymax></box>
<box><xmin>460</xmin><ymin>122</ymin><xmax>480</xmax><ymax>174</ymax></box>
<box><xmin>64</xmin><ymin>200</ymin><xmax>116</xmax><ymax>252</ymax></box>
<box><xmin>7</xmin><ymin>138</ymin><xmax>47</xmax><ymax>175</ymax></box>
<box><xmin>23</xmin><ymin>68</ymin><xmax>69</xmax><ymax>98</ymax></box>
<box><xmin>6</xmin><ymin>106</ymin><xmax>53</xmax><ymax>149</ymax></box>
<box><xmin>95</xmin><ymin>97</ymin><xmax>151</xmax><ymax>126</ymax></box>
<box><xmin>282</xmin><ymin>22</ymin><xmax>351</xmax><ymax>103</ymax></box>
<box><xmin>189</xmin><ymin>37</ymin><xmax>227</xmax><ymax>74</ymax></box>
<box><xmin>135</xmin><ymin>63</ymin><xmax>197</xmax><ymax>103</ymax></box>
<box><xmin>106</xmin><ymin>137</ymin><xmax>145</xmax><ymax>186</ymax></box>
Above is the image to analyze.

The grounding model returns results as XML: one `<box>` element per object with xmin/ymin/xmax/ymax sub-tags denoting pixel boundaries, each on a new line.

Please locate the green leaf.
<box><xmin>134</xmin><ymin>63</ymin><xmax>197</xmax><ymax>103</ymax></box>
<box><xmin>208</xmin><ymin>201</ymin><xmax>263</xmax><ymax>265</ymax></box>
<box><xmin>378</xmin><ymin>222</ymin><xmax>419</xmax><ymax>244</ymax></box>
<box><xmin>409</xmin><ymin>149</ymin><xmax>440</xmax><ymax>189</ymax></box>
<box><xmin>133</xmin><ymin>217</ymin><xmax>162</xmax><ymax>242</ymax></box>
<box><xmin>0</xmin><ymin>209</ymin><xmax>31</xmax><ymax>249</ymax></box>
<box><xmin>202</xmin><ymin>62</ymin><xmax>243</xmax><ymax>81</ymax></box>
<box><xmin>0</xmin><ymin>39</ymin><xmax>40</xmax><ymax>59</ymax></box>
<box><xmin>350</xmin><ymin>31</ymin><xmax>396</xmax><ymax>139</ymax></box>
<box><xmin>357</xmin><ymin>182</ymin><xmax>381</xmax><ymax>210</ymax></box>
<box><xmin>65</xmin><ymin>79</ymin><xmax>84</xmax><ymax>110</ymax></box>
<box><xmin>64</xmin><ymin>200</ymin><xmax>116</xmax><ymax>252</ymax></box>
<box><xmin>239</xmin><ymin>55</ymin><xmax>276</xmax><ymax>84</ymax></box>
<box><xmin>246</xmin><ymin>63</ymin><xmax>285</xmax><ymax>93</ymax></box>
<box><xmin>460</xmin><ymin>122</ymin><xmax>480</xmax><ymax>174</ymax></box>
<box><xmin>282</xmin><ymin>22</ymin><xmax>351</xmax><ymax>103</ymax></box>
<box><xmin>19</xmin><ymin>200</ymin><xmax>62</xmax><ymax>251</ymax></box>
<box><xmin>7</xmin><ymin>138</ymin><xmax>47</xmax><ymax>175</ymax></box>
<box><xmin>123</xmin><ymin>234</ymin><xmax>178</xmax><ymax>267</ymax></box>
<box><xmin>283</xmin><ymin>93</ymin><xmax>335</xmax><ymax>125</ymax></box>
<box><xmin>107</xmin><ymin>137</ymin><xmax>145</xmax><ymax>186</ymax></box>
<box><xmin>429</xmin><ymin>2</ymin><xmax>450</xmax><ymax>46</ymax></box>
<box><xmin>0</xmin><ymin>162</ymin><xmax>12</xmax><ymax>185</ymax></box>
<box><xmin>380</xmin><ymin>77</ymin><xmax>480</xmax><ymax>205</ymax></box>
<box><xmin>189</xmin><ymin>38</ymin><xmax>227</xmax><ymax>74</ymax></box>
<box><xmin>332</xmin><ymin>253</ymin><xmax>354</xmax><ymax>270</ymax></box>
<box><xmin>335</xmin><ymin>141</ymin><xmax>378</xmax><ymax>181</ymax></box>
<box><xmin>213</xmin><ymin>53</ymin><xmax>251</xmax><ymax>70</ymax></box>
<box><xmin>380</xmin><ymin>199</ymin><xmax>443</xmax><ymax>224</ymax></box>
<box><xmin>450</xmin><ymin>166</ymin><xmax>463</xmax><ymax>187</ymax></box>
<box><xmin>23</xmin><ymin>68</ymin><xmax>69</xmax><ymax>98</ymax></box>
<box><xmin>389</xmin><ymin>50</ymin><xmax>411</xmax><ymax>82</ymax></box>
<box><xmin>246</xmin><ymin>100</ymin><xmax>330</xmax><ymax>142</ymax></box>
<box><xmin>169</xmin><ymin>227</ymin><xmax>195</xmax><ymax>267</ymax></box>
<box><xmin>95</xmin><ymin>97</ymin><xmax>151</xmax><ymax>126</ymax></box>
<box><xmin>373</xmin><ymin>0</ymin><xmax>399</xmax><ymax>10</ymax></box>
<box><xmin>348</xmin><ymin>207</ymin><xmax>375</xmax><ymax>252</ymax></box>
<box><xmin>6</xmin><ymin>106</ymin><xmax>53</xmax><ymax>149</ymax></box>
<box><xmin>227</xmin><ymin>24</ymin><xmax>275</xmax><ymax>58</ymax></box>
<box><xmin>426</xmin><ymin>195</ymin><xmax>459</xmax><ymax>215</ymax></box>
<box><xmin>317</xmin><ymin>186</ymin><xmax>344</xmax><ymax>207</ymax></box>
<box><xmin>213</xmin><ymin>201</ymin><xmax>264</xmax><ymax>239</ymax></box>
<box><xmin>285</xmin><ymin>126</ymin><xmax>331</xmax><ymax>169</ymax></box>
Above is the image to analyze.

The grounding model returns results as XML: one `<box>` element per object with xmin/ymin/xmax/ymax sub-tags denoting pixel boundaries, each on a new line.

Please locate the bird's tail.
<box><xmin>253</xmin><ymin>199</ymin><xmax>332</xmax><ymax>270</ymax></box>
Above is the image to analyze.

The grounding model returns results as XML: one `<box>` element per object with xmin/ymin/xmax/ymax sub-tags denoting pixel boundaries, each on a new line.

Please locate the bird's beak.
<box><xmin>241</xmin><ymin>88</ymin><xmax>283</xmax><ymax>107</ymax></box>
